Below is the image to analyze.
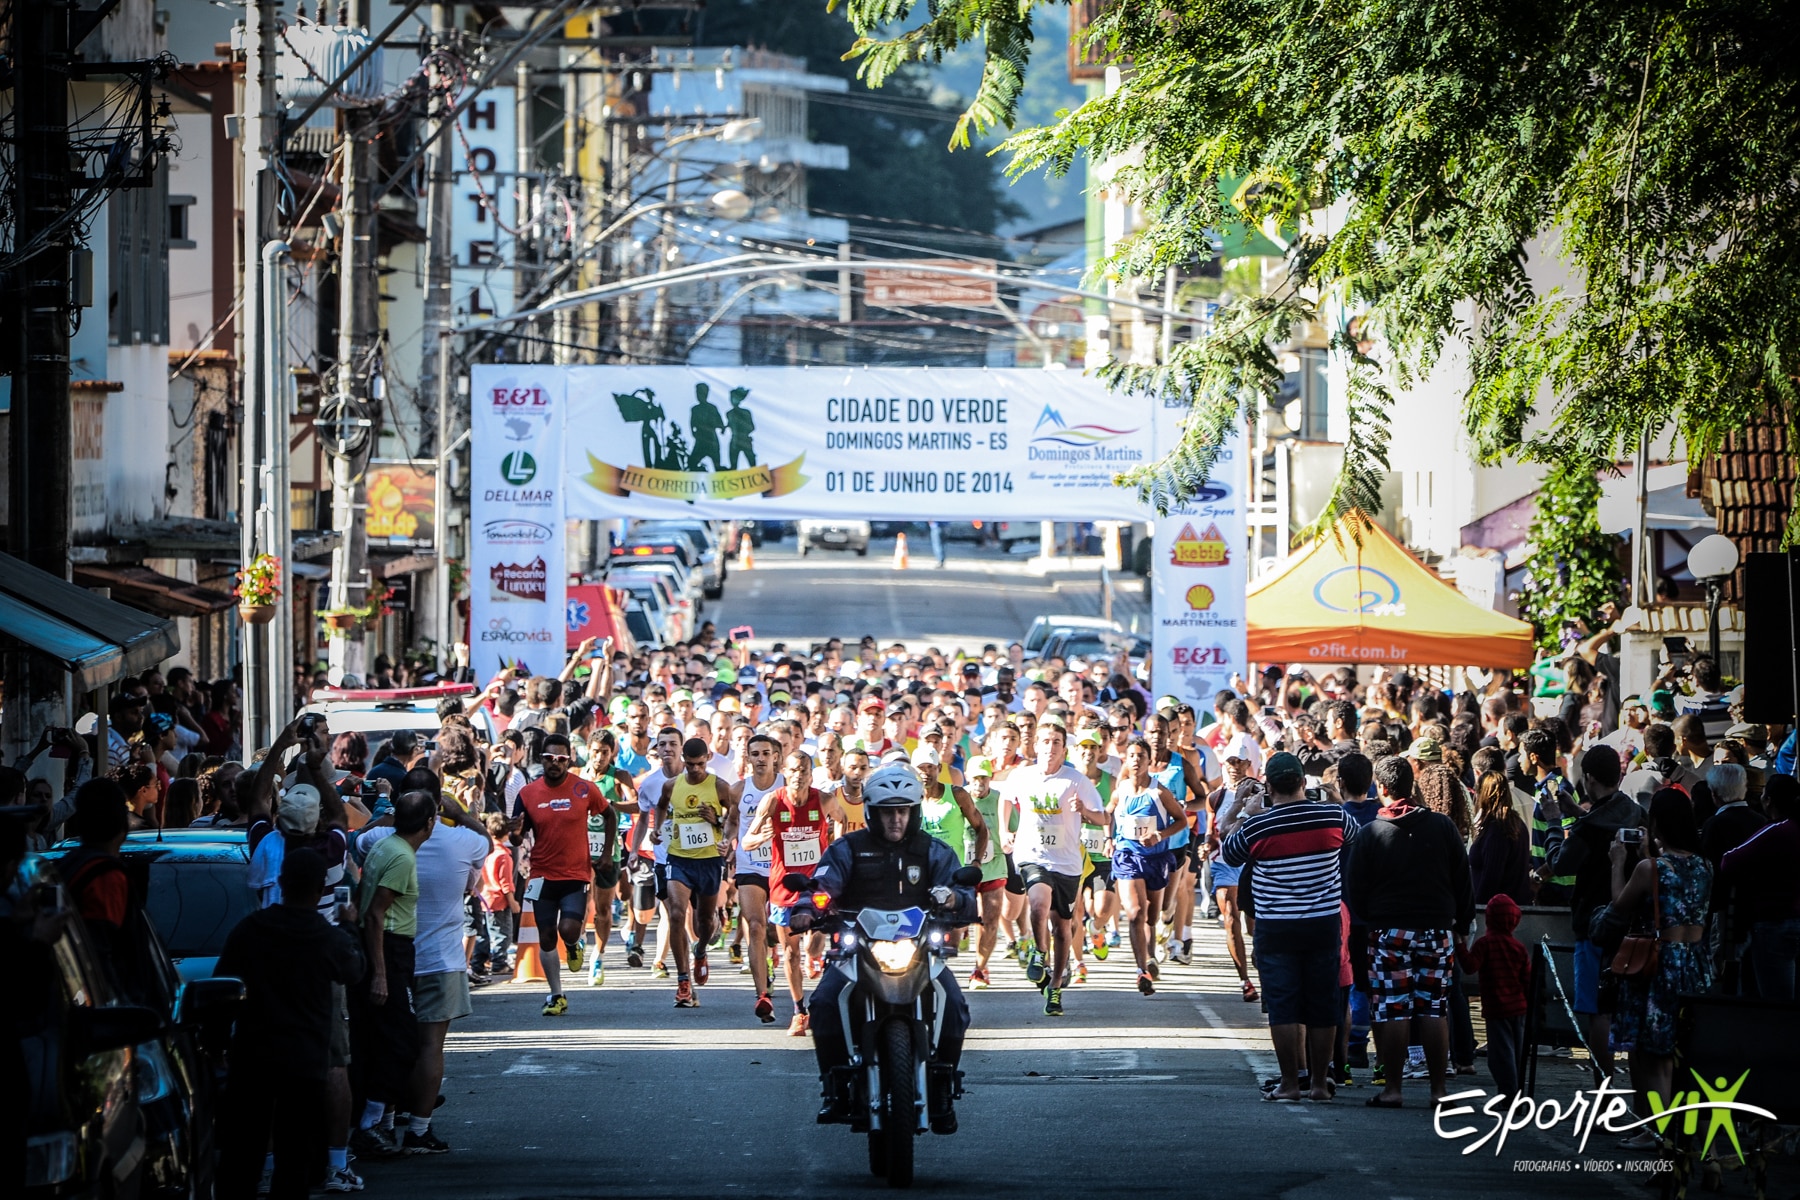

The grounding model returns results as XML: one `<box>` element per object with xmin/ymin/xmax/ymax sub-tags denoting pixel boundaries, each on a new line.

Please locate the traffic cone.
<box><xmin>739</xmin><ymin>536</ymin><xmax>754</xmax><ymax>570</ymax></box>
<box><xmin>894</xmin><ymin>532</ymin><xmax>910</xmax><ymax>570</ymax></box>
<box><xmin>513</xmin><ymin>912</ymin><xmax>547</xmax><ymax>984</ymax></box>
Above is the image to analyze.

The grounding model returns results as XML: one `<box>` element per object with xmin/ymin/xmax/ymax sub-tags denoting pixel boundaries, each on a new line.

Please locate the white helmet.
<box><xmin>864</xmin><ymin>763</ymin><xmax>924</xmax><ymax>809</ymax></box>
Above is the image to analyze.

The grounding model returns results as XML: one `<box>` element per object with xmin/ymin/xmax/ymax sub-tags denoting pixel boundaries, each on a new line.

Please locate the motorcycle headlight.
<box><xmin>868</xmin><ymin>939</ymin><xmax>919</xmax><ymax>972</ymax></box>
<box><xmin>135</xmin><ymin>1039</ymin><xmax>176</xmax><ymax>1105</ymax></box>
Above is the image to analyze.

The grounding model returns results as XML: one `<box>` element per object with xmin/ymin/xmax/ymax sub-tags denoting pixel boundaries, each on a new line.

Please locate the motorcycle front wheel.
<box><xmin>879</xmin><ymin>1019</ymin><xmax>916</xmax><ymax>1188</ymax></box>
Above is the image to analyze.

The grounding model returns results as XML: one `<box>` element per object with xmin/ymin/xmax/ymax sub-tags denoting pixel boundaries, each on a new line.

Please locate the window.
<box><xmin>169</xmin><ymin>194</ymin><xmax>197</xmax><ymax>249</ymax></box>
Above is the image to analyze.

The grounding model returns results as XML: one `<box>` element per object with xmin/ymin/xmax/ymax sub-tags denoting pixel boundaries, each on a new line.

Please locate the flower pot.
<box><xmin>239</xmin><ymin>602</ymin><xmax>277</xmax><ymax>625</ymax></box>
<box><xmin>323</xmin><ymin>612</ymin><xmax>359</xmax><ymax>632</ymax></box>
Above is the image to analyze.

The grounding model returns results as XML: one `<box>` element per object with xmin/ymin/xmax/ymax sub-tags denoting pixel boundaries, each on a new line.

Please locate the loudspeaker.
<box><xmin>1741</xmin><ymin>551</ymin><xmax>1799</xmax><ymax>724</ymax></box>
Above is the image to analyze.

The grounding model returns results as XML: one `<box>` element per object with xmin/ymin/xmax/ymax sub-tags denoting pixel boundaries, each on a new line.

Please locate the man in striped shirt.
<box><xmin>1220</xmin><ymin>751</ymin><xmax>1356</xmax><ymax>1102</ymax></box>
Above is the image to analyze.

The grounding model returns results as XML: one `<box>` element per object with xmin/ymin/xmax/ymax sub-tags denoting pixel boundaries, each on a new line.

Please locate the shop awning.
<box><xmin>73</xmin><ymin>564</ymin><xmax>236</xmax><ymax>619</ymax></box>
<box><xmin>1248</xmin><ymin>517</ymin><xmax>1536</xmax><ymax>669</ymax></box>
<box><xmin>0</xmin><ymin>552</ymin><xmax>179</xmax><ymax>690</ymax></box>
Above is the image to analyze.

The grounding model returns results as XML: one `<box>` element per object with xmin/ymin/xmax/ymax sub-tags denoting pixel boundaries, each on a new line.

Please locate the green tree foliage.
<box><xmin>697</xmin><ymin>2</ymin><xmax>1023</xmax><ymax>251</ymax></box>
<box><xmin>828</xmin><ymin>0</ymin><xmax>1800</xmax><ymax>532</ymax></box>
<box><xmin>1522</xmin><ymin>464</ymin><xmax>1622</xmax><ymax>649</ymax></box>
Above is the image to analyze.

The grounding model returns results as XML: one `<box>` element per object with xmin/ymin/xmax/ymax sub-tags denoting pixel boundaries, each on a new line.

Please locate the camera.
<box><xmin>1619</xmin><ymin>827</ymin><xmax>1644</xmax><ymax>846</ymax></box>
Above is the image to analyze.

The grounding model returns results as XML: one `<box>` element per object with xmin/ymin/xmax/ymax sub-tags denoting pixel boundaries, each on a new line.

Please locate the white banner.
<box><xmin>556</xmin><ymin>366</ymin><xmax>1158</xmax><ymax>520</ymax></box>
<box><xmin>469</xmin><ymin>366</ymin><xmax>566</xmax><ymax>678</ymax></box>
<box><xmin>1150</xmin><ymin>417</ymin><xmax>1247</xmax><ymax>709</ymax></box>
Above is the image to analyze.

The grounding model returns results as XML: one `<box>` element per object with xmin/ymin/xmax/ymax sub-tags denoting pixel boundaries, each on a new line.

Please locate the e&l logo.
<box><xmin>499</xmin><ymin>451</ymin><xmax>537</xmax><ymax>486</ymax></box>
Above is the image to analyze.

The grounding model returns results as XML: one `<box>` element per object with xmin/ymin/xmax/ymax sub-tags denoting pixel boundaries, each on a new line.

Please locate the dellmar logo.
<box><xmin>483</xmin><ymin>519</ymin><xmax>551</xmax><ymax>544</ymax></box>
<box><xmin>498</xmin><ymin>451</ymin><xmax>537</xmax><ymax>486</ymax></box>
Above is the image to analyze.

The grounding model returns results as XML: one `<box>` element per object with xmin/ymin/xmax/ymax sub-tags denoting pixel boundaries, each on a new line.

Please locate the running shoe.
<box><xmin>625</xmin><ymin>942</ymin><xmax>644</xmax><ymax>969</ymax></box>
<box><xmin>322</xmin><ymin>1165</ymin><xmax>365</xmax><ymax>1193</ymax></box>
<box><xmin>653</xmin><ymin>961</ymin><xmax>669</xmax><ymax>979</ymax></box>
<box><xmin>970</xmin><ymin>967</ymin><xmax>990</xmax><ymax>989</ymax></box>
<box><xmin>588</xmin><ymin>960</ymin><xmax>605</xmax><ymax>988</ymax></box>
<box><xmin>566</xmin><ymin>941</ymin><xmax>584</xmax><ymax>973</ymax></box>
<box><xmin>729</xmin><ymin>943</ymin><xmax>744</xmax><ymax>964</ymax></box>
<box><xmin>694</xmin><ymin>951</ymin><xmax>710</xmax><ymax>986</ymax></box>
<box><xmin>1181</xmin><ymin>938</ymin><xmax>1195</xmax><ymax>964</ymax></box>
<box><xmin>1333</xmin><ymin>1062</ymin><xmax>1353</xmax><ymax>1087</ymax></box>
<box><xmin>348</xmin><ymin>1128</ymin><xmax>399</xmax><ymax>1160</ymax></box>
<box><xmin>1075</xmin><ymin>963</ymin><xmax>1088</xmax><ymax>985</ymax></box>
<box><xmin>738</xmin><ymin>958</ymin><xmax>753</xmax><ymax>975</ymax></box>
<box><xmin>674</xmin><ymin>980</ymin><xmax>698</xmax><ymax>1008</ymax></box>
<box><xmin>1146</xmin><ymin>958</ymin><xmax>1160</xmax><ymax>981</ymax></box>
<box><xmin>807</xmin><ymin>956</ymin><xmax>823</xmax><ymax>980</ymax></box>
<box><xmin>787</xmin><ymin>1012</ymin><xmax>810</xmax><ymax>1037</ymax></box>
<box><xmin>1025</xmin><ymin>949</ymin><xmax>1047</xmax><ymax>987</ymax></box>
<box><xmin>542</xmin><ymin>994</ymin><xmax>567</xmax><ymax>1017</ymax></box>
<box><xmin>1107</xmin><ymin>929</ymin><xmax>1121</xmax><ymax>948</ymax></box>
<box><xmin>1137</xmin><ymin>971</ymin><xmax>1155</xmax><ymax>996</ymax></box>
<box><xmin>1044</xmin><ymin>987</ymin><xmax>1064</xmax><ymax>1017</ymax></box>
<box><xmin>754</xmin><ymin>992</ymin><xmax>775</xmax><ymax>1024</ymax></box>
<box><xmin>1370</xmin><ymin>1063</ymin><xmax>1387</xmax><ymax>1087</ymax></box>
<box><xmin>1091</xmin><ymin>935</ymin><xmax>1109</xmax><ymax>961</ymax></box>
<box><xmin>401</xmin><ymin>1129</ymin><xmax>450</xmax><ymax>1155</ymax></box>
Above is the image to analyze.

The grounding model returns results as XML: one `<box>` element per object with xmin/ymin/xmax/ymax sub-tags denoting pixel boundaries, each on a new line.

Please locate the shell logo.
<box><xmin>1185</xmin><ymin>584</ymin><xmax>1215</xmax><ymax>611</ymax></box>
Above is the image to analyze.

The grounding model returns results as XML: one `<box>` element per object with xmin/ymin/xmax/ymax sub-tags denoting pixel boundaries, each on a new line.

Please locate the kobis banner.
<box><xmin>469</xmin><ymin>366</ymin><xmax>566</xmax><ymax>677</ymax></box>
<box><xmin>557</xmin><ymin>366</ymin><xmax>1158</xmax><ymax>520</ymax></box>
<box><xmin>1149</xmin><ymin>418</ymin><xmax>1246</xmax><ymax>710</ymax></box>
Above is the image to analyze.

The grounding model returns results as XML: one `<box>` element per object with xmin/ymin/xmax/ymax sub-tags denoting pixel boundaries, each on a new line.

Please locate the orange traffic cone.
<box><xmin>894</xmin><ymin>532</ymin><xmax>910</xmax><ymax>570</ymax></box>
<box><xmin>739</xmin><ymin>536</ymin><xmax>754</xmax><ymax>570</ymax></box>
<box><xmin>513</xmin><ymin>912</ymin><xmax>547</xmax><ymax>984</ymax></box>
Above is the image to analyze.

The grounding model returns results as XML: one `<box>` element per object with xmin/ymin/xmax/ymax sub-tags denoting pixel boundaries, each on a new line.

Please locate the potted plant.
<box><xmin>318</xmin><ymin>605</ymin><xmax>368</xmax><ymax>632</ymax></box>
<box><xmin>235</xmin><ymin>554</ymin><xmax>282</xmax><ymax>625</ymax></box>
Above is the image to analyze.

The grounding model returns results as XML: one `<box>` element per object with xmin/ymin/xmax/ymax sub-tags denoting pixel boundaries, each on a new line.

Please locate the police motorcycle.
<box><xmin>785</xmin><ymin>860</ymin><xmax>983</xmax><ymax>1189</ymax></box>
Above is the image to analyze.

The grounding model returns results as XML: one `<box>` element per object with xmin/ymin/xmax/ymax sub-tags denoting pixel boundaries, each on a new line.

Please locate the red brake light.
<box><xmin>632</xmin><ymin>546</ymin><xmax>652</xmax><ymax>555</ymax></box>
<box><xmin>812</xmin><ymin>892</ymin><xmax>831</xmax><ymax>910</ymax></box>
<box><xmin>609</xmin><ymin>546</ymin><xmax>622</xmax><ymax>555</ymax></box>
<box><xmin>658</xmin><ymin>545</ymin><xmax>676</xmax><ymax>553</ymax></box>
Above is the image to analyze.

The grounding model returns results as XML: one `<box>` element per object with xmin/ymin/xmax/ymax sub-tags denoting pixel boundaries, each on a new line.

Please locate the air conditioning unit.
<box><xmin>277</xmin><ymin>21</ymin><xmax>384</xmax><ymax>108</ymax></box>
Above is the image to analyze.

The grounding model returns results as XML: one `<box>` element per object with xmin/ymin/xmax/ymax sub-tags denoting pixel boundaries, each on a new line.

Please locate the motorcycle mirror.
<box><xmin>780</xmin><ymin>872</ymin><xmax>812</xmax><ymax>894</ymax></box>
<box><xmin>950</xmin><ymin>864</ymin><xmax>982</xmax><ymax>888</ymax></box>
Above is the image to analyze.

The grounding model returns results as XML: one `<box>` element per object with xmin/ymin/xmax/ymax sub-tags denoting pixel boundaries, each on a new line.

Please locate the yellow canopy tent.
<box><xmin>1247</xmin><ymin>518</ymin><xmax>1535</xmax><ymax>669</ymax></box>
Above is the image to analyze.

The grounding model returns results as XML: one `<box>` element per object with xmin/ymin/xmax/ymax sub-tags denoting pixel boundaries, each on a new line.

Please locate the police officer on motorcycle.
<box><xmin>793</xmin><ymin>763</ymin><xmax>978</xmax><ymax>1132</ymax></box>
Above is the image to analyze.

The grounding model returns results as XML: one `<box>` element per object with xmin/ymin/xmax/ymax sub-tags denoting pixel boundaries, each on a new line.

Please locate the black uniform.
<box><xmin>804</xmin><ymin>822</ymin><xmax>977</xmax><ymax>1086</ymax></box>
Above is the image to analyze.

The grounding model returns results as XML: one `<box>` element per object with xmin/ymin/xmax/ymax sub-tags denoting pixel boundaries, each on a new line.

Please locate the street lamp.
<box><xmin>1687</xmin><ymin>533</ymin><xmax>1741</xmax><ymax>666</ymax></box>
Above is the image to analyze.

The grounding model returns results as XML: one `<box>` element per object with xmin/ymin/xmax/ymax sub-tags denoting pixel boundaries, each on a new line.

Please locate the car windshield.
<box><xmin>143</xmin><ymin>860</ymin><xmax>256</xmax><ymax>959</ymax></box>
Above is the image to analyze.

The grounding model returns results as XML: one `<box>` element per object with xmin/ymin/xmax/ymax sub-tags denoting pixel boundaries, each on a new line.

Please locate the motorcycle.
<box><xmin>787</xmin><ymin>865</ymin><xmax>981</xmax><ymax>1189</ymax></box>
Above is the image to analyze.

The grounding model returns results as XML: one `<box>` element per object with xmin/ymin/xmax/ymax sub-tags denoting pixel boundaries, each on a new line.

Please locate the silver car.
<box><xmin>798</xmin><ymin>519</ymin><xmax>871</xmax><ymax>556</ymax></box>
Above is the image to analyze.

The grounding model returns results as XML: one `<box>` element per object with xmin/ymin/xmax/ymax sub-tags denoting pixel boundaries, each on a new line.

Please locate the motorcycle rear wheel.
<box><xmin>880</xmin><ymin>1019</ymin><xmax>916</xmax><ymax>1188</ymax></box>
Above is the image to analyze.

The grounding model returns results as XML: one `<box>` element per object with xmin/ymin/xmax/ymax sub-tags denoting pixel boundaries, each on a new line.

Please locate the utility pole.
<box><xmin>239</xmin><ymin>0</ymin><xmax>279</xmax><ymax>753</ymax></box>
<box><xmin>4</xmin><ymin>0</ymin><xmax>76</xmax><ymax>759</ymax></box>
<box><xmin>420</xmin><ymin>2</ymin><xmax>457</xmax><ymax>666</ymax></box>
<box><xmin>328</xmin><ymin>0</ymin><xmax>381</xmax><ymax>685</ymax></box>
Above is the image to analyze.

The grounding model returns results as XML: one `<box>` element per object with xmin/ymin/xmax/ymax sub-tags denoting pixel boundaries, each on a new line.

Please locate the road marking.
<box><xmin>1193</xmin><ymin>999</ymin><xmax>1279</xmax><ymax>1081</ymax></box>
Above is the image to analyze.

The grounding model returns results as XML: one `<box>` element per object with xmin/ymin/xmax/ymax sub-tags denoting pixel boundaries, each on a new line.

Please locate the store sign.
<box><xmin>364</xmin><ymin>463</ymin><xmax>434</xmax><ymax>543</ymax></box>
<box><xmin>865</xmin><ymin>259</ymin><xmax>997</xmax><ymax>308</ymax></box>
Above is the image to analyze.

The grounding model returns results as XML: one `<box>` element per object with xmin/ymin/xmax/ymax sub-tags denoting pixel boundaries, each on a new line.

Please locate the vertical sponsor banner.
<box><xmin>469</xmin><ymin>365</ymin><xmax>565</xmax><ymax>678</ymax></box>
<box><xmin>1150</xmin><ymin>411</ymin><xmax>1248</xmax><ymax>709</ymax></box>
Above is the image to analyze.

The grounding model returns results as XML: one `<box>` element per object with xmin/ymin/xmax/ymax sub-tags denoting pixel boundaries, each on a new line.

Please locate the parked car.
<box><xmin>621</xmin><ymin>600</ymin><xmax>659</xmax><ymax>648</ymax></box>
<box><xmin>618</xmin><ymin>520</ymin><xmax>726</xmax><ymax>598</ymax></box>
<box><xmin>994</xmin><ymin>520</ymin><xmax>1042</xmax><ymax>550</ymax></box>
<box><xmin>797</xmin><ymin>519</ymin><xmax>871</xmax><ymax>556</ymax></box>
<box><xmin>300</xmin><ymin>682</ymin><xmax>493</xmax><ymax>760</ymax></box>
<box><xmin>605</xmin><ymin>573</ymin><xmax>684</xmax><ymax>643</ymax></box>
<box><xmin>612</xmin><ymin>558</ymin><xmax>704</xmax><ymax>620</ymax></box>
<box><xmin>1022</xmin><ymin>614</ymin><xmax>1124</xmax><ymax>656</ymax></box>
<box><xmin>1041</xmin><ymin>628</ymin><xmax>1149</xmax><ymax>664</ymax></box>
<box><xmin>19</xmin><ymin>849</ymin><xmax>241</xmax><ymax>1200</ymax></box>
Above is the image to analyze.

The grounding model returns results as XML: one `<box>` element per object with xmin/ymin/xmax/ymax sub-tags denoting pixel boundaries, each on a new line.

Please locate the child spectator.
<box><xmin>478</xmin><ymin>813</ymin><xmax>517</xmax><ymax>976</ymax></box>
<box><xmin>1455</xmin><ymin>893</ymin><xmax>1532</xmax><ymax>1097</ymax></box>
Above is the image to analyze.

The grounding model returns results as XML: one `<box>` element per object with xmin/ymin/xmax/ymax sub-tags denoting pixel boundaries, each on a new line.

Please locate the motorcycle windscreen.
<box><xmin>856</xmin><ymin>907</ymin><xmax>926</xmax><ymax>941</ymax></box>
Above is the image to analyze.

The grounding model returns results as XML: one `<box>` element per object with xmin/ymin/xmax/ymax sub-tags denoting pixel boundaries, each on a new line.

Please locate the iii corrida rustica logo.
<box><xmin>1434</xmin><ymin>1074</ymin><xmax>1775</xmax><ymax>1163</ymax></box>
<box><xmin>582</xmin><ymin>382</ymin><xmax>808</xmax><ymax>502</ymax></box>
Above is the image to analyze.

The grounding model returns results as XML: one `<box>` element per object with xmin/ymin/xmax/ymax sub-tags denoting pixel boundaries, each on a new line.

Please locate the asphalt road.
<box><xmin>361</xmin><ymin>921</ymin><xmax>1665</xmax><ymax>1200</ymax></box>
<box><xmin>708</xmin><ymin>536</ymin><xmax>1146</xmax><ymax>654</ymax></box>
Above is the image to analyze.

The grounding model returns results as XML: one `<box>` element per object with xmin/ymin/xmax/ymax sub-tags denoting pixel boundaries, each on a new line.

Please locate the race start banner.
<box><xmin>469</xmin><ymin>366</ymin><xmax>567</xmax><ymax>678</ymax></box>
<box><xmin>557</xmin><ymin>366</ymin><xmax>1159</xmax><ymax>521</ymax></box>
<box><xmin>1149</xmin><ymin>414</ymin><xmax>1248</xmax><ymax>710</ymax></box>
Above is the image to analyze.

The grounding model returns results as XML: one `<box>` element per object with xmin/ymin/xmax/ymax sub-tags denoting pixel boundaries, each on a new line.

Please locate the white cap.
<box><xmin>910</xmin><ymin>746</ymin><xmax>941</xmax><ymax>769</ymax></box>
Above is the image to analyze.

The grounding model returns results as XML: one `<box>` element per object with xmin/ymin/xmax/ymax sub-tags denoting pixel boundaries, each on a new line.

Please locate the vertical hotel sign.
<box><xmin>469</xmin><ymin>365</ymin><xmax>565</xmax><ymax>677</ymax></box>
<box><xmin>1150</xmin><ymin>405</ymin><xmax>1247</xmax><ymax>709</ymax></box>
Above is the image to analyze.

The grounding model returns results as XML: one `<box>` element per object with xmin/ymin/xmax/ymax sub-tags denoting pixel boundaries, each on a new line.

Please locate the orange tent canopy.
<box><xmin>1247</xmin><ymin>518</ymin><xmax>1535</xmax><ymax>669</ymax></box>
